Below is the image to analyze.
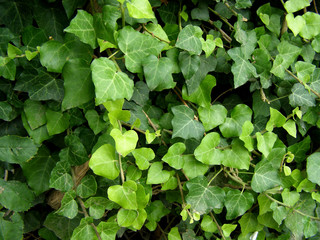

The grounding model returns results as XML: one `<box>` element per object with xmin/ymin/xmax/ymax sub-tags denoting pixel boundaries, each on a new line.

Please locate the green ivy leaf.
<box><xmin>0</xmin><ymin>179</ymin><xmax>35</xmax><ymax>212</ymax></box>
<box><xmin>221</xmin><ymin>224</ymin><xmax>237</xmax><ymax>237</ymax></box>
<box><xmin>62</xmin><ymin>59</ymin><xmax>94</xmax><ymax>111</ymax></box>
<box><xmin>84</xmin><ymin>197</ymin><xmax>116</xmax><ymax>219</ymax></box>
<box><xmin>182</xmin><ymin>75</ymin><xmax>216</xmax><ymax>108</ymax></box>
<box><xmin>0</xmin><ymin>101</ymin><xmax>18</xmax><ymax>121</ymax></box>
<box><xmin>21</xmin><ymin>146</ymin><xmax>56</xmax><ymax>195</ymax></box>
<box><xmin>132</xmin><ymin>147</ymin><xmax>155</xmax><ymax>170</ymax></box>
<box><xmin>23</xmin><ymin>100</ymin><xmax>47</xmax><ymax>130</ymax></box>
<box><xmin>200</xmin><ymin>215</ymin><xmax>218</xmax><ymax>233</ymax></box>
<box><xmin>108</xmin><ymin>180</ymin><xmax>138</xmax><ymax>209</ymax></box>
<box><xmin>49</xmin><ymin>160</ymin><xmax>73</xmax><ymax>192</ymax></box>
<box><xmin>127</xmin><ymin>0</ymin><xmax>155</xmax><ymax>19</ymax></box>
<box><xmin>171</xmin><ymin>105</ymin><xmax>205</xmax><ymax>140</ymax></box>
<box><xmin>162</xmin><ymin>142</ymin><xmax>186</xmax><ymax>169</ymax></box>
<box><xmin>306</xmin><ymin>152</ymin><xmax>320</xmax><ymax>186</ymax></box>
<box><xmin>266</xmin><ymin>107</ymin><xmax>286</xmax><ymax>132</ymax></box>
<box><xmin>91</xmin><ymin>57</ymin><xmax>134</xmax><ymax>104</ymax></box>
<box><xmin>46</xmin><ymin>110</ymin><xmax>70</xmax><ymax>136</ymax></box>
<box><xmin>299</xmin><ymin>12</ymin><xmax>320</xmax><ymax>40</ymax></box>
<box><xmin>85</xmin><ymin>110</ymin><xmax>106</xmax><ymax>135</ymax></box>
<box><xmin>110</xmin><ymin>128</ymin><xmax>138</xmax><ymax>157</ymax></box>
<box><xmin>117</xmin><ymin>208</ymin><xmax>137</xmax><ymax>227</ymax></box>
<box><xmin>118</xmin><ymin>26</ymin><xmax>165</xmax><ymax>73</ymax></box>
<box><xmin>194</xmin><ymin>132</ymin><xmax>223</xmax><ymax>165</ymax></box>
<box><xmin>257</xmin><ymin>3</ymin><xmax>284</xmax><ymax>36</ymax></box>
<box><xmin>147</xmin><ymin>162</ymin><xmax>171</xmax><ymax>184</ymax></box>
<box><xmin>289</xmin><ymin>83</ymin><xmax>316</xmax><ymax>107</ymax></box>
<box><xmin>228</xmin><ymin>47</ymin><xmax>258</xmax><ymax>88</ymax></box>
<box><xmin>64</xmin><ymin>10</ymin><xmax>97</xmax><ymax>48</ymax></box>
<box><xmin>183</xmin><ymin>155</ymin><xmax>209</xmax><ymax>179</ymax></box>
<box><xmin>89</xmin><ymin>144</ymin><xmax>119</xmax><ymax>180</ymax></box>
<box><xmin>222</xmin><ymin>139</ymin><xmax>251</xmax><ymax>170</ymax></box>
<box><xmin>0</xmin><ymin>57</ymin><xmax>15</xmax><ymax>80</ymax></box>
<box><xmin>0</xmin><ymin>212</ymin><xmax>23</xmax><ymax>240</ymax></box>
<box><xmin>239</xmin><ymin>213</ymin><xmax>263</xmax><ymax>236</ymax></box>
<box><xmin>251</xmin><ymin>161</ymin><xmax>281</xmax><ymax>192</ymax></box>
<box><xmin>71</xmin><ymin>218</ymin><xmax>98</xmax><ymax>240</ymax></box>
<box><xmin>201</xmin><ymin>35</ymin><xmax>215</xmax><ymax>58</ymax></box>
<box><xmin>62</xmin><ymin>0</ymin><xmax>87</xmax><ymax>19</ymax></box>
<box><xmin>295</xmin><ymin>61</ymin><xmax>315</xmax><ymax>83</ymax></box>
<box><xmin>168</xmin><ymin>227</ymin><xmax>182</xmax><ymax>240</ymax></box>
<box><xmin>97</xmin><ymin>221</ymin><xmax>120</xmax><ymax>240</ymax></box>
<box><xmin>256</xmin><ymin>132</ymin><xmax>277</xmax><ymax>157</ymax></box>
<box><xmin>145</xmin><ymin>200</ymin><xmax>170</xmax><ymax>230</ymax></box>
<box><xmin>60</xmin><ymin>135</ymin><xmax>88</xmax><ymax>166</ymax></box>
<box><xmin>225</xmin><ymin>189</ymin><xmax>254</xmax><ymax>220</ymax></box>
<box><xmin>0</xmin><ymin>135</ymin><xmax>38</xmax><ymax>164</ymax></box>
<box><xmin>142</xmin><ymin>55</ymin><xmax>176</xmax><ymax>91</ymax></box>
<box><xmin>281</xmin><ymin>188</ymin><xmax>300</xmax><ymax>207</ymax></box>
<box><xmin>186</xmin><ymin>176</ymin><xmax>225</xmax><ymax>215</ymax></box>
<box><xmin>176</xmin><ymin>25</ymin><xmax>203</xmax><ymax>55</ymax></box>
<box><xmin>284</xmin><ymin>0</ymin><xmax>310</xmax><ymax>13</ymax></box>
<box><xmin>76</xmin><ymin>175</ymin><xmax>97</xmax><ymax>198</ymax></box>
<box><xmin>57</xmin><ymin>190</ymin><xmax>78</xmax><ymax>219</ymax></box>
<box><xmin>198</xmin><ymin>104</ymin><xmax>227</xmax><ymax>131</ymax></box>
<box><xmin>179</xmin><ymin>52</ymin><xmax>200</xmax><ymax>80</ymax></box>
<box><xmin>283</xmin><ymin>119</ymin><xmax>297</xmax><ymax>138</ymax></box>
<box><xmin>239</xmin><ymin>121</ymin><xmax>254</xmax><ymax>151</ymax></box>
<box><xmin>288</xmin><ymin>136</ymin><xmax>311</xmax><ymax>163</ymax></box>
<box><xmin>286</xmin><ymin>13</ymin><xmax>306</xmax><ymax>36</ymax></box>
<box><xmin>220</xmin><ymin>104</ymin><xmax>252</xmax><ymax>138</ymax></box>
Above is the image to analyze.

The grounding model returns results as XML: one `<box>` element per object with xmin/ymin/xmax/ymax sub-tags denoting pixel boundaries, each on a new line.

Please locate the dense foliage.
<box><xmin>1</xmin><ymin>0</ymin><xmax>320</xmax><ymax>239</ymax></box>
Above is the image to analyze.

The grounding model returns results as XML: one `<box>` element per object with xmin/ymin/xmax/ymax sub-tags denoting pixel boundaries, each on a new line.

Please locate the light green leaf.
<box><xmin>85</xmin><ymin>109</ymin><xmax>106</xmax><ymax>135</ymax></box>
<box><xmin>64</xmin><ymin>10</ymin><xmax>96</xmax><ymax>48</ymax></box>
<box><xmin>303</xmin><ymin>218</ymin><xmax>318</xmax><ymax>238</ymax></box>
<box><xmin>161</xmin><ymin>175</ymin><xmax>178</xmax><ymax>190</ymax></box>
<box><xmin>201</xmin><ymin>35</ymin><xmax>215</xmax><ymax>58</ymax></box>
<box><xmin>183</xmin><ymin>155</ymin><xmax>209</xmax><ymax>179</ymax></box>
<box><xmin>0</xmin><ymin>57</ymin><xmax>16</xmax><ymax>80</ymax></box>
<box><xmin>200</xmin><ymin>215</ymin><xmax>218</xmax><ymax>233</ymax></box>
<box><xmin>24</xmin><ymin>100</ymin><xmax>46</xmax><ymax>130</ymax></box>
<box><xmin>283</xmin><ymin>119</ymin><xmax>296</xmax><ymax>138</ymax></box>
<box><xmin>251</xmin><ymin>161</ymin><xmax>281</xmax><ymax>193</ymax></box>
<box><xmin>266</xmin><ymin>107</ymin><xmax>286</xmax><ymax>132</ymax></box>
<box><xmin>62</xmin><ymin>59</ymin><xmax>94</xmax><ymax>110</ymax></box>
<box><xmin>299</xmin><ymin>12</ymin><xmax>320</xmax><ymax>39</ymax></box>
<box><xmin>186</xmin><ymin>176</ymin><xmax>225</xmax><ymax>215</ymax></box>
<box><xmin>0</xmin><ymin>212</ymin><xmax>23</xmax><ymax>240</ymax></box>
<box><xmin>97</xmin><ymin>221</ymin><xmax>120</xmax><ymax>240</ymax></box>
<box><xmin>147</xmin><ymin>162</ymin><xmax>171</xmax><ymax>184</ymax></box>
<box><xmin>289</xmin><ymin>83</ymin><xmax>316</xmax><ymax>107</ymax></box>
<box><xmin>7</xmin><ymin>43</ymin><xmax>22</xmax><ymax>59</ymax></box>
<box><xmin>175</xmin><ymin>25</ymin><xmax>203</xmax><ymax>55</ymax></box>
<box><xmin>118</xmin><ymin>26</ymin><xmax>165</xmax><ymax>73</ymax></box>
<box><xmin>271</xmin><ymin>204</ymin><xmax>288</xmax><ymax>225</ymax></box>
<box><xmin>182</xmin><ymin>75</ymin><xmax>216</xmax><ymax>108</ymax></box>
<box><xmin>76</xmin><ymin>175</ymin><xmax>97</xmax><ymax>198</ymax></box>
<box><xmin>295</xmin><ymin>61</ymin><xmax>315</xmax><ymax>83</ymax></box>
<box><xmin>0</xmin><ymin>135</ymin><xmax>38</xmax><ymax>164</ymax></box>
<box><xmin>228</xmin><ymin>47</ymin><xmax>258</xmax><ymax>88</ymax></box>
<box><xmin>21</xmin><ymin>146</ymin><xmax>56</xmax><ymax>195</ymax></box>
<box><xmin>257</xmin><ymin>3</ymin><xmax>284</xmax><ymax>36</ymax></box>
<box><xmin>198</xmin><ymin>104</ymin><xmax>227</xmax><ymax>131</ymax></box>
<box><xmin>107</xmin><ymin>180</ymin><xmax>138</xmax><ymax>209</ymax></box>
<box><xmin>46</xmin><ymin>110</ymin><xmax>70</xmax><ymax>136</ymax></box>
<box><xmin>271</xmin><ymin>41</ymin><xmax>301</xmax><ymax>78</ymax></box>
<box><xmin>171</xmin><ymin>105</ymin><xmax>205</xmax><ymax>140</ymax></box>
<box><xmin>49</xmin><ymin>160</ymin><xmax>73</xmax><ymax>192</ymax></box>
<box><xmin>221</xmin><ymin>224</ymin><xmax>237</xmax><ymax>237</ymax></box>
<box><xmin>110</xmin><ymin>128</ymin><xmax>138</xmax><ymax>157</ymax></box>
<box><xmin>168</xmin><ymin>227</ymin><xmax>182</xmax><ymax>240</ymax></box>
<box><xmin>89</xmin><ymin>144</ymin><xmax>119</xmax><ymax>180</ymax></box>
<box><xmin>256</xmin><ymin>132</ymin><xmax>277</xmax><ymax>157</ymax></box>
<box><xmin>284</xmin><ymin>0</ymin><xmax>310</xmax><ymax>13</ymax></box>
<box><xmin>117</xmin><ymin>208</ymin><xmax>138</xmax><ymax>227</ymax></box>
<box><xmin>142</xmin><ymin>55</ymin><xmax>175</xmax><ymax>91</ymax></box>
<box><xmin>225</xmin><ymin>189</ymin><xmax>254</xmax><ymax>220</ymax></box>
<box><xmin>239</xmin><ymin>121</ymin><xmax>254</xmax><ymax>151</ymax></box>
<box><xmin>127</xmin><ymin>0</ymin><xmax>155</xmax><ymax>19</ymax></box>
<box><xmin>220</xmin><ymin>104</ymin><xmax>252</xmax><ymax>138</ymax></box>
<box><xmin>0</xmin><ymin>179</ymin><xmax>35</xmax><ymax>212</ymax></box>
<box><xmin>91</xmin><ymin>57</ymin><xmax>134</xmax><ymax>104</ymax></box>
<box><xmin>162</xmin><ymin>142</ymin><xmax>186</xmax><ymax>169</ymax></box>
<box><xmin>306</xmin><ymin>152</ymin><xmax>320</xmax><ymax>186</ymax></box>
<box><xmin>131</xmin><ymin>208</ymin><xmax>147</xmax><ymax>230</ymax></box>
<box><xmin>126</xmin><ymin>165</ymin><xmax>142</xmax><ymax>181</ymax></box>
<box><xmin>194</xmin><ymin>132</ymin><xmax>223</xmax><ymax>165</ymax></box>
<box><xmin>57</xmin><ymin>190</ymin><xmax>78</xmax><ymax>219</ymax></box>
<box><xmin>84</xmin><ymin>197</ymin><xmax>115</xmax><ymax>219</ymax></box>
<box><xmin>132</xmin><ymin>147</ymin><xmax>155</xmax><ymax>170</ymax></box>
<box><xmin>281</xmin><ymin>188</ymin><xmax>300</xmax><ymax>207</ymax></box>
<box><xmin>223</xmin><ymin>139</ymin><xmax>251</xmax><ymax>170</ymax></box>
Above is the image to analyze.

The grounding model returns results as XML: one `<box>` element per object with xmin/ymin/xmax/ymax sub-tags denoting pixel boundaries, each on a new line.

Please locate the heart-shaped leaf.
<box><xmin>107</xmin><ymin>180</ymin><xmax>138</xmax><ymax>210</ymax></box>
<box><xmin>146</xmin><ymin>162</ymin><xmax>171</xmax><ymax>184</ymax></box>
<box><xmin>286</xmin><ymin>13</ymin><xmax>306</xmax><ymax>36</ymax></box>
<box><xmin>110</xmin><ymin>129</ymin><xmax>138</xmax><ymax>157</ymax></box>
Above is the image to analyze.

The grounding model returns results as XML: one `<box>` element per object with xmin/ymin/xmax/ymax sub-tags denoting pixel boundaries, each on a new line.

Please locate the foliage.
<box><xmin>1</xmin><ymin>0</ymin><xmax>320</xmax><ymax>239</ymax></box>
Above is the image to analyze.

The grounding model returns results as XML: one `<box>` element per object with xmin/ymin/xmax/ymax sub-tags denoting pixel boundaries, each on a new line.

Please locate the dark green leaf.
<box><xmin>176</xmin><ymin>25</ymin><xmax>203</xmax><ymax>55</ymax></box>
<box><xmin>289</xmin><ymin>83</ymin><xmax>316</xmax><ymax>107</ymax></box>
<box><xmin>57</xmin><ymin>190</ymin><xmax>78</xmax><ymax>219</ymax></box>
<box><xmin>85</xmin><ymin>110</ymin><xmax>106</xmax><ymax>135</ymax></box>
<box><xmin>307</xmin><ymin>152</ymin><xmax>320</xmax><ymax>186</ymax></box>
<box><xmin>23</xmin><ymin>100</ymin><xmax>47</xmax><ymax>130</ymax></box>
<box><xmin>49</xmin><ymin>160</ymin><xmax>73</xmax><ymax>192</ymax></box>
<box><xmin>0</xmin><ymin>212</ymin><xmax>23</xmax><ymax>240</ymax></box>
<box><xmin>62</xmin><ymin>0</ymin><xmax>87</xmax><ymax>19</ymax></box>
<box><xmin>46</xmin><ymin>110</ymin><xmax>70</xmax><ymax>136</ymax></box>
<box><xmin>225</xmin><ymin>189</ymin><xmax>254</xmax><ymax>220</ymax></box>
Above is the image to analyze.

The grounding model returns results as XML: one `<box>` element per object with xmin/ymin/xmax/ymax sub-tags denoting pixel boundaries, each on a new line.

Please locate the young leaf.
<box><xmin>107</xmin><ymin>180</ymin><xmax>138</xmax><ymax>209</ymax></box>
<box><xmin>132</xmin><ymin>147</ymin><xmax>155</xmax><ymax>170</ymax></box>
<box><xmin>117</xmin><ymin>208</ymin><xmax>138</xmax><ymax>227</ymax></box>
<box><xmin>284</xmin><ymin>0</ymin><xmax>310</xmax><ymax>13</ymax></box>
<box><xmin>183</xmin><ymin>155</ymin><xmax>209</xmax><ymax>179</ymax></box>
<box><xmin>162</xmin><ymin>142</ymin><xmax>186</xmax><ymax>169</ymax></box>
<box><xmin>70</xmin><ymin>218</ymin><xmax>98</xmax><ymax>240</ymax></box>
<box><xmin>256</xmin><ymin>132</ymin><xmax>277</xmax><ymax>157</ymax></box>
<box><xmin>225</xmin><ymin>189</ymin><xmax>254</xmax><ymax>220</ymax></box>
<box><xmin>91</xmin><ymin>57</ymin><xmax>134</xmax><ymax>104</ymax></box>
<box><xmin>84</xmin><ymin>197</ymin><xmax>116</xmax><ymax>219</ymax></box>
<box><xmin>299</xmin><ymin>12</ymin><xmax>320</xmax><ymax>40</ymax></box>
<box><xmin>168</xmin><ymin>227</ymin><xmax>182</xmax><ymax>240</ymax></box>
<box><xmin>198</xmin><ymin>104</ymin><xmax>227</xmax><ymax>131</ymax></box>
<box><xmin>306</xmin><ymin>152</ymin><xmax>320</xmax><ymax>186</ymax></box>
<box><xmin>89</xmin><ymin>144</ymin><xmax>119</xmax><ymax>180</ymax></box>
<box><xmin>239</xmin><ymin>121</ymin><xmax>254</xmax><ymax>151</ymax></box>
<box><xmin>110</xmin><ymin>128</ymin><xmax>138</xmax><ymax>157</ymax></box>
<box><xmin>97</xmin><ymin>221</ymin><xmax>120</xmax><ymax>240</ymax></box>
<box><xmin>222</xmin><ymin>139</ymin><xmax>251</xmax><ymax>170</ymax></box>
<box><xmin>200</xmin><ymin>215</ymin><xmax>218</xmax><ymax>233</ymax></box>
<box><xmin>194</xmin><ymin>132</ymin><xmax>223</xmax><ymax>165</ymax></box>
<box><xmin>266</xmin><ymin>107</ymin><xmax>286</xmax><ymax>132</ymax></box>
<box><xmin>57</xmin><ymin>190</ymin><xmax>78</xmax><ymax>219</ymax></box>
<box><xmin>185</xmin><ymin>176</ymin><xmax>225</xmax><ymax>215</ymax></box>
<box><xmin>127</xmin><ymin>0</ymin><xmax>155</xmax><ymax>19</ymax></box>
<box><xmin>146</xmin><ymin>162</ymin><xmax>171</xmax><ymax>184</ymax></box>
<box><xmin>85</xmin><ymin>110</ymin><xmax>106</xmax><ymax>135</ymax></box>
<box><xmin>171</xmin><ymin>105</ymin><xmax>205</xmax><ymax>140</ymax></box>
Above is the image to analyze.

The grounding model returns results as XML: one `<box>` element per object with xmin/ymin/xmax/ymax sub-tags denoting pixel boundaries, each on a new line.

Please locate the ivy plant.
<box><xmin>1</xmin><ymin>0</ymin><xmax>320</xmax><ymax>239</ymax></box>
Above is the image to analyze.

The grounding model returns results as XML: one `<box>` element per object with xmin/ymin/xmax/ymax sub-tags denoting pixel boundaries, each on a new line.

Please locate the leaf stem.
<box><xmin>78</xmin><ymin>197</ymin><xmax>102</xmax><ymax>240</ymax></box>
<box><xmin>208</xmin><ymin>7</ymin><xmax>234</xmax><ymax>30</ymax></box>
<box><xmin>107</xmin><ymin>49</ymin><xmax>121</xmax><ymax>72</ymax></box>
<box><xmin>118</xmin><ymin>153</ymin><xmax>125</xmax><ymax>184</ymax></box>
<box><xmin>178</xmin><ymin>1</ymin><xmax>182</xmax><ymax>31</ymax></box>
<box><xmin>142</xmin><ymin>25</ymin><xmax>171</xmax><ymax>44</ymax></box>
<box><xmin>313</xmin><ymin>0</ymin><xmax>319</xmax><ymax>13</ymax></box>
<box><xmin>264</xmin><ymin>193</ymin><xmax>320</xmax><ymax>221</ymax></box>
<box><xmin>120</xmin><ymin>3</ymin><xmax>125</xmax><ymax>28</ymax></box>
<box><xmin>209</xmin><ymin>212</ymin><xmax>226</xmax><ymax>240</ymax></box>
<box><xmin>208</xmin><ymin>20</ymin><xmax>232</xmax><ymax>43</ymax></box>
<box><xmin>223</xmin><ymin>1</ymin><xmax>239</xmax><ymax>17</ymax></box>
<box><xmin>212</xmin><ymin>88</ymin><xmax>233</xmax><ymax>104</ymax></box>
<box><xmin>225</xmin><ymin>170</ymin><xmax>251</xmax><ymax>189</ymax></box>
<box><xmin>173</xmin><ymin>87</ymin><xmax>189</xmax><ymax>108</ymax></box>
<box><xmin>107</xmin><ymin>50</ymin><xmax>120</xmax><ymax>59</ymax></box>
<box><xmin>142</xmin><ymin>110</ymin><xmax>167</xmax><ymax>146</ymax></box>
<box><xmin>176</xmin><ymin>173</ymin><xmax>186</xmax><ymax>205</ymax></box>
<box><xmin>208</xmin><ymin>167</ymin><xmax>223</xmax><ymax>185</ymax></box>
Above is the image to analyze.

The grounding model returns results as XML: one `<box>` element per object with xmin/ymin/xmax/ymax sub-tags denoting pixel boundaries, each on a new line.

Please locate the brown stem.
<box><xmin>208</xmin><ymin>7</ymin><xmax>234</xmax><ymax>30</ymax></box>
<box><xmin>313</xmin><ymin>0</ymin><xmax>319</xmax><ymax>13</ymax></box>
<box><xmin>212</xmin><ymin>88</ymin><xmax>233</xmax><ymax>104</ymax></box>
<box><xmin>210</xmin><ymin>212</ymin><xmax>226</xmax><ymax>240</ymax></box>
<box><xmin>173</xmin><ymin>87</ymin><xmax>189</xmax><ymax>108</ymax></box>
